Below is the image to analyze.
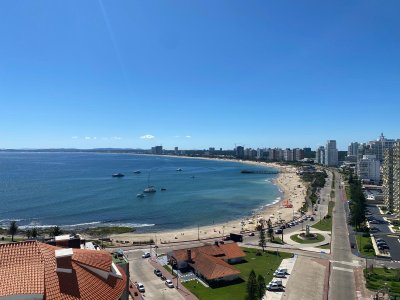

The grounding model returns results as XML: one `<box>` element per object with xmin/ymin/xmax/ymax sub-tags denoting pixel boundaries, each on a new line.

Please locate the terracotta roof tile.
<box><xmin>189</xmin><ymin>253</ymin><xmax>240</xmax><ymax>280</ymax></box>
<box><xmin>0</xmin><ymin>241</ymin><xmax>126</xmax><ymax>300</ymax></box>
<box><xmin>72</xmin><ymin>249</ymin><xmax>112</xmax><ymax>272</ymax></box>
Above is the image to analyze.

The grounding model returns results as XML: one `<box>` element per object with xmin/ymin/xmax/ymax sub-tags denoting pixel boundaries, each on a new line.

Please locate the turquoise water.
<box><xmin>0</xmin><ymin>152</ymin><xmax>281</xmax><ymax>231</ymax></box>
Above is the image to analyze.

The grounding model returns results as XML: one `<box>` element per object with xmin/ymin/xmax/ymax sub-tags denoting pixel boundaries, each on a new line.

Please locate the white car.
<box><xmin>271</xmin><ymin>279</ymin><xmax>283</xmax><ymax>287</ymax></box>
<box><xmin>273</xmin><ymin>271</ymin><xmax>286</xmax><ymax>278</ymax></box>
<box><xmin>137</xmin><ymin>283</ymin><xmax>145</xmax><ymax>293</ymax></box>
<box><xmin>142</xmin><ymin>252</ymin><xmax>150</xmax><ymax>258</ymax></box>
<box><xmin>165</xmin><ymin>279</ymin><xmax>174</xmax><ymax>288</ymax></box>
<box><xmin>267</xmin><ymin>282</ymin><xmax>281</xmax><ymax>291</ymax></box>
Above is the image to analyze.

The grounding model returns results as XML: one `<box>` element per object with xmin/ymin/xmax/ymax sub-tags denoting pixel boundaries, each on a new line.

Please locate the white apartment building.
<box><xmin>357</xmin><ymin>155</ymin><xmax>381</xmax><ymax>183</ymax></box>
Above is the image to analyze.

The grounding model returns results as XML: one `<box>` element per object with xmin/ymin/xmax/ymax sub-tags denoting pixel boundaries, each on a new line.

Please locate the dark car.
<box><xmin>280</xmin><ymin>225</ymin><xmax>286</xmax><ymax>229</ymax></box>
<box><xmin>275</xmin><ymin>229</ymin><xmax>283</xmax><ymax>234</ymax></box>
<box><xmin>154</xmin><ymin>269</ymin><xmax>162</xmax><ymax>277</ymax></box>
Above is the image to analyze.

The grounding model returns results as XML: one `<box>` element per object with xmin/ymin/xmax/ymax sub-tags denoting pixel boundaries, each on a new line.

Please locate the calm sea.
<box><xmin>0</xmin><ymin>152</ymin><xmax>281</xmax><ymax>232</ymax></box>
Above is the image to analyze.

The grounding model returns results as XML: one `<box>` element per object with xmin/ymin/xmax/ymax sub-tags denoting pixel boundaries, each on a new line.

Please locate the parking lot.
<box><xmin>125</xmin><ymin>250</ymin><xmax>184</xmax><ymax>300</ymax></box>
<box><xmin>366</xmin><ymin>205</ymin><xmax>400</xmax><ymax>261</ymax></box>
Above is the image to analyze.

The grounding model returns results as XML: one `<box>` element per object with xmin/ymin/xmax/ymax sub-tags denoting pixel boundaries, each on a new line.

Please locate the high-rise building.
<box><xmin>293</xmin><ymin>148</ymin><xmax>304</xmax><ymax>161</ymax></box>
<box><xmin>235</xmin><ymin>146</ymin><xmax>244</xmax><ymax>159</ymax></box>
<box><xmin>303</xmin><ymin>147</ymin><xmax>312</xmax><ymax>159</ymax></box>
<box><xmin>357</xmin><ymin>155</ymin><xmax>381</xmax><ymax>183</ymax></box>
<box><xmin>348</xmin><ymin>142</ymin><xmax>359</xmax><ymax>157</ymax></box>
<box><xmin>174</xmin><ymin>147</ymin><xmax>179</xmax><ymax>155</ymax></box>
<box><xmin>283</xmin><ymin>149</ymin><xmax>293</xmax><ymax>161</ymax></box>
<box><xmin>384</xmin><ymin>148</ymin><xmax>395</xmax><ymax>211</ymax></box>
<box><xmin>325</xmin><ymin>140</ymin><xmax>338</xmax><ymax>166</ymax></box>
<box><xmin>151</xmin><ymin>145</ymin><xmax>163</xmax><ymax>155</ymax></box>
<box><xmin>368</xmin><ymin>133</ymin><xmax>396</xmax><ymax>162</ymax></box>
<box><xmin>383</xmin><ymin>142</ymin><xmax>400</xmax><ymax>212</ymax></box>
<box><xmin>394</xmin><ymin>143</ymin><xmax>400</xmax><ymax>212</ymax></box>
<box><xmin>316</xmin><ymin>146</ymin><xmax>325</xmax><ymax>165</ymax></box>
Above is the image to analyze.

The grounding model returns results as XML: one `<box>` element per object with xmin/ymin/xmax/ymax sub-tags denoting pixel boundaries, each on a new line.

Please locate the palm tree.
<box><xmin>8</xmin><ymin>221</ymin><xmax>18</xmax><ymax>242</ymax></box>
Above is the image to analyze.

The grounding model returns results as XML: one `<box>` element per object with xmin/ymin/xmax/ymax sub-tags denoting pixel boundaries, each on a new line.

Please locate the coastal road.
<box><xmin>328</xmin><ymin>171</ymin><xmax>358</xmax><ymax>300</ymax></box>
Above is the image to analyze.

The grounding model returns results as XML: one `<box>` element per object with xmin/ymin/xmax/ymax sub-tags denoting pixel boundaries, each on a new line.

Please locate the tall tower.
<box><xmin>393</xmin><ymin>142</ymin><xmax>400</xmax><ymax>212</ymax></box>
<box><xmin>325</xmin><ymin>140</ymin><xmax>338</xmax><ymax>166</ymax></box>
<box><xmin>383</xmin><ymin>148</ymin><xmax>395</xmax><ymax>211</ymax></box>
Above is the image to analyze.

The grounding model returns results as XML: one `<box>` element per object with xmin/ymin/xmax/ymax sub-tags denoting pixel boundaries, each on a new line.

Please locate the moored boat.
<box><xmin>112</xmin><ymin>173</ymin><xmax>125</xmax><ymax>177</ymax></box>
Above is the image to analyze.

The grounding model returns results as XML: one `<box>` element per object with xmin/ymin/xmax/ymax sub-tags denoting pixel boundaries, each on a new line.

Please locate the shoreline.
<box><xmin>106</xmin><ymin>158</ymin><xmax>307</xmax><ymax>245</ymax></box>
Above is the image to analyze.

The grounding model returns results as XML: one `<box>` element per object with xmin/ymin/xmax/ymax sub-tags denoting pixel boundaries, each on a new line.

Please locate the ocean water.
<box><xmin>0</xmin><ymin>152</ymin><xmax>281</xmax><ymax>232</ymax></box>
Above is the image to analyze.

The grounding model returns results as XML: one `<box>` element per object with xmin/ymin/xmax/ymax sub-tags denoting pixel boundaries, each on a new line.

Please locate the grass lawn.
<box><xmin>271</xmin><ymin>237</ymin><xmax>284</xmax><ymax>244</ymax></box>
<box><xmin>183</xmin><ymin>247</ymin><xmax>291</xmax><ymax>300</ymax></box>
<box><xmin>317</xmin><ymin>243</ymin><xmax>331</xmax><ymax>249</ymax></box>
<box><xmin>365</xmin><ymin>268</ymin><xmax>400</xmax><ymax>297</ymax></box>
<box><xmin>355</xmin><ymin>235</ymin><xmax>375</xmax><ymax>257</ymax></box>
<box><xmin>290</xmin><ymin>233</ymin><xmax>325</xmax><ymax>244</ymax></box>
<box><xmin>0</xmin><ymin>236</ymin><xmax>25</xmax><ymax>243</ymax></box>
<box><xmin>312</xmin><ymin>201</ymin><xmax>335</xmax><ymax>231</ymax></box>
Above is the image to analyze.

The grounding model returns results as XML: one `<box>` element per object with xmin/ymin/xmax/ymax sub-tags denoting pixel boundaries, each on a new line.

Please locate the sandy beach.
<box><xmin>107</xmin><ymin>158</ymin><xmax>307</xmax><ymax>245</ymax></box>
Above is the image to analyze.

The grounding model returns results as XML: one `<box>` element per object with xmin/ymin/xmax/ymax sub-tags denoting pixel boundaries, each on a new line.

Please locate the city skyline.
<box><xmin>1</xmin><ymin>1</ymin><xmax>400</xmax><ymax>149</ymax></box>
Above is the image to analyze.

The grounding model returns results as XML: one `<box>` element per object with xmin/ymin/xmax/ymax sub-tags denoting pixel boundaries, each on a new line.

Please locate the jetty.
<box><xmin>240</xmin><ymin>170</ymin><xmax>279</xmax><ymax>174</ymax></box>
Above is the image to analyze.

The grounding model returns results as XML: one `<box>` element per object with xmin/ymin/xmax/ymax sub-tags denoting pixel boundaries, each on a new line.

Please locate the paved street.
<box><xmin>125</xmin><ymin>250</ymin><xmax>184</xmax><ymax>300</ymax></box>
<box><xmin>329</xmin><ymin>171</ymin><xmax>359</xmax><ymax>300</ymax></box>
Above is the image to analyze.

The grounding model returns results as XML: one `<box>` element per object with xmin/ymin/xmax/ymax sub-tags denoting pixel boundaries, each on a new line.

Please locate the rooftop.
<box><xmin>0</xmin><ymin>241</ymin><xmax>127</xmax><ymax>300</ymax></box>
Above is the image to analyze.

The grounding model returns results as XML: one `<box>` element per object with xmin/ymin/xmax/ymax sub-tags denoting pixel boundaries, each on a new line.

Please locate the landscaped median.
<box><xmin>312</xmin><ymin>201</ymin><xmax>335</xmax><ymax>231</ymax></box>
<box><xmin>355</xmin><ymin>234</ymin><xmax>375</xmax><ymax>257</ymax></box>
<box><xmin>182</xmin><ymin>247</ymin><xmax>291</xmax><ymax>300</ymax></box>
<box><xmin>365</xmin><ymin>267</ymin><xmax>400</xmax><ymax>298</ymax></box>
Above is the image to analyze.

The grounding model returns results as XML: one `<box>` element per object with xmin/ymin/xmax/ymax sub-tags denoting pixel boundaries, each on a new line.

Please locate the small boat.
<box><xmin>191</xmin><ymin>176</ymin><xmax>195</xmax><ymax>179</ymax></box>
<box><xmin>161</xmin><ymin>188</ymin><xmax>166</xmax><ymax>191</ymax></box>
<box><xmin>112</xmin><ymin>173</ymin><xmax>125</xmax><ymax>177</ymax></box>
<box><xmin>176</xmin><ymin>168</ymin><xmax>182</xmax><ymax>171</ymax></box>
<box><xmin>143</xmin><ymin>186</ymin><xmax>156</xmax><ymax>193</ymax></box>
<box><xmin>136</xmin><ymin>193</ymin><xmax>145</xmax><ymax>198</ymax></box>
<box><xmin>133</xmin><ymin>170</ymin><xmax>141</xmax><ymax>174</ymax></box>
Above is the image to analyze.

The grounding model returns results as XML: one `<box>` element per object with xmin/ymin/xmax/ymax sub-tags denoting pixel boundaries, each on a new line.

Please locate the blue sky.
<box><xmin>1</xmin><ymin>1</ymin><xmax>399</xmax><ymax>150</ymax></box>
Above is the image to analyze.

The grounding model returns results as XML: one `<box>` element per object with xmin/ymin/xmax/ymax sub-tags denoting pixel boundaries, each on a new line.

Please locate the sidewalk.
<box><xmin>264</xmin><ymin>255</ymin><xmax>297</xmax><ymax>300</ymax></box>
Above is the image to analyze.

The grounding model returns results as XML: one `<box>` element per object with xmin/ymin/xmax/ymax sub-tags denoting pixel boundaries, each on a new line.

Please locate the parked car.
<box><xmin>275</xmin><ymin>229</ymin><xmax>283</xmax><ymax>234</ymax></box>
<box><xmin>280</xmin><ymin>225</ymin><xmax>286</xmax><ymax>229</ymax></box>
<box><xmin>165</xmin><ymin>279</ymin><xmax>174</xmax><ymax>288</ymax></box>
<box><xmin>142</xmin><ymin>252</ymin><xmax>150</xmax><ymax>258</ymax></box>
<box><xmin>369</xmin><ymin>227</ymin><xmax>379</xmax><ymax>232</ymax></box>
<box><xmin>376</xmin><ymin>238</ymin><xmax>384</xmax><ymax>242</ymax></box>
<box><xmin>369</xmin><ymin>220</ymin><xmax>379</xmax><ymax>224</ymax></box>
<box><xmin>249</xmin><ymin>232</ymin><xmax>255</xmax><ymax>236</ymax></box>
<box><xmin>137</xmin><ymin>283</ymin><xmax>145</xmax><ymax>293</ymax></box>
<box><xmin>271</xmin><ymin>279</ymin><xmax>283</xmax><ymax>287</ymax></box>
<box><xmin>154</xmin><ymin>269</ymin><xmax>162</xmax><ymax>277</ymax></box>
<box><xmin>273</xmin><ymin>271</ymin><xmax>287</xmax><ymax>278</ymax></box>
<box><xmin>267</xmin><ymin>282</ymin><xmax>281</xmax><ymax>291</ymax></box>
<box><xmin>310</xmin><ymin>217</ymin><xmax>315</xmax><ymax>221</ymax></box>
<box><xmin>160</xmin><ymin>275</ymin><xmax>166</xmax><ymax>281</ymax></box>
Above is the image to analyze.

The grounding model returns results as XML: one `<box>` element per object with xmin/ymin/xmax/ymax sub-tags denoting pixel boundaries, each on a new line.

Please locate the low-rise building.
<box><xmin>168</xmin><ymin>242</ymin><xmax>245</xmax><ymax>284</ymax></box>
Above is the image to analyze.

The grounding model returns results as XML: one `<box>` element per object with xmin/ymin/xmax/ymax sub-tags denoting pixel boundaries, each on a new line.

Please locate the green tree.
<box><xmin>8</xmin><ymin>221</ymin><xmax>18</xmax><ymax>242</ymax></box>
<box><xmin>257</xmin><ymin>274</ymin><xmax>266</xmax><ymax>300</ymax></box>
<box><xmin>26</xmin><ymin>229</ymin><xmax>32</xmax><ymax>239</ymax></box>
<box><xmin>258</xmin><ymin>226</ymin><xmax>266</xmax><ymax>252</ymax></box>
<box><xmin>246</xmin><ymin>270</ymin><xmax>258</xmax><ymax>300</ymax></box>
<box><xmin>31</xmin><ymin>227</ymin><xmax>38</xmax><ymax>238</ymax></box>
<box><xmin>267</xmin><ymin>219</ymin><xmax>274</xmax><ymax>241</ymax></box>
<box><xmin>50</xmin><ymin>226</ymin><xmax>62</xmax><ymax>237</ymax></box>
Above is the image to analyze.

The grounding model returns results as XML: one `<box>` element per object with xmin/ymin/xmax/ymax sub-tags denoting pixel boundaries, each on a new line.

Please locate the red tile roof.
<box><xmin>172</xmin><ymin>242</ymin><xmax>245</xmax><ymax>263</ymax></box>
<box><xmin>0</xmin><ymin>241</ymin><xmax>127</xmax><ymax>300</ymax></box>
<box><xmin>189</xmin><ymin>253</ymin><xmax>240</xmax><ymax>280</ymax></box>
<box><xmin>170</xmin><ymin>242</ymin><xmax>245</xmax><ymax>281</ymax></box>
